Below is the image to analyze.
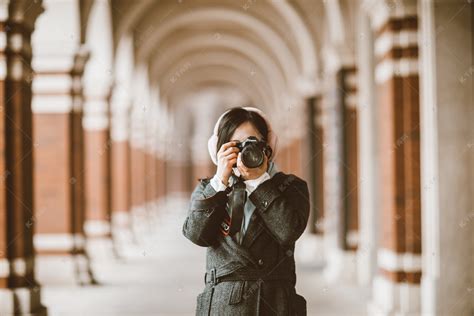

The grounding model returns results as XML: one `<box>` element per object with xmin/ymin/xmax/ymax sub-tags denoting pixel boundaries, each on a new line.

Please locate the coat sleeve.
<box><xmin>182</xmin><ymin>179</ymin><xmax>229</xmax><ymax>247</ymax></box>
<box><xmin>248</xmin><ymin>173</ymin><xmax>310</xmax><ymax>246</ymax></box>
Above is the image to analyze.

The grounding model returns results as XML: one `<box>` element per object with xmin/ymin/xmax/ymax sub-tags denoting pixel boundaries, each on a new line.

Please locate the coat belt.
<box><xmin>204</xmin><ymin>267</ymin><xmax>295</xmax><ymax>286</ymax></box>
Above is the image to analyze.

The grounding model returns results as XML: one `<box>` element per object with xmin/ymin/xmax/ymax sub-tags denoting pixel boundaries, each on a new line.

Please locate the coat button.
<box><xmin>258</xmin><ymin>258</ymin><xmax>264</xmax><ymax>266</ymax></box>
<box><xmin>263</xmin><ymin>201</ymin><xmax>268</xmax><ymax>207</ymax></box>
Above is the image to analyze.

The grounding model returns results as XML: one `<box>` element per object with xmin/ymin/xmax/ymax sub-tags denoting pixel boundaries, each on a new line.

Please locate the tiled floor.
<box><xmin>38</xmin><ymin>197</ymin><xmax>369</xmax><ymax>315</ymax></box>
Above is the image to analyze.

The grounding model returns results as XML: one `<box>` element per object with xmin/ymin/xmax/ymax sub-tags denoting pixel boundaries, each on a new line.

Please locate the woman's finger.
<box><xmin>224</xmin><ymin>152</ymin><xmax>238</xmax><ymax>161</ymax></box>
<box><xmin>218</xmin><ymin>141</ymin><xmax>237</xmax><ymax>154</ymax></box>
<box><xmin>217</xmin><ymin>145</ymin><xmax>237</xmax><ymax>159</ymax></box>
<box><xmin>220</xmin><ymin>146</ymin><xmax>239</xmax><ymax>157</ymax></box>
<box><xmin>218</xmin><ymin>150</ymin><xmax>238</xmax><ymax>163</ymax></box>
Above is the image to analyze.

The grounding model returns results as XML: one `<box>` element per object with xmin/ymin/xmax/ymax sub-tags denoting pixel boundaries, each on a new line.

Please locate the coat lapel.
<box><xmin>223</xmin><ymin>234</ymin><xmax>259</xmax><ymax>268</ymax></box>
<box><xmin>241</xmin><ymin>212</ymin><xmax>265</xmax><ymax>248</ymax></box>
<box><xmin>227</xmin><ymin>161</ymin><xmax>279</xmax><ymax>250</ymax></box>
<box><xmin>240</xmin><ymin>161</ymin><xmax>279</xmax><ymax>248</ymax></box>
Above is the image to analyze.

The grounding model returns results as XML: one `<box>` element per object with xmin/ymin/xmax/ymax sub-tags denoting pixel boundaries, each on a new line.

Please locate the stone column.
<box><xmin>292</xmin><ymin>96</ymin><xmax>327</xmax><ymax>266</ymax></box>
<box><xmin>156</xmin><ymin>108</ymin><xmax>168</xmax><ymax>202</ymax></box>
<box><xmin>419</xmin><ymin>0</ymin><xmax>474</xmax><ymax>315</ymax></box>
<box><xmin>32</xmin><ymin>0</ymin><xmax>95</xmax><ymax>285</ymax></box>
<box><xmin>70</xmin><ymin>48</ymin><xmax>96</xmax><ymax>284</ymax></box>
<box><xmin>190</xmin><ymin>103</ymin><xmax>217</xmax><ymax>182</ymax></box>
<box><xmin>165</xmin><ymin>106</ymin><xmax>194</xmax><ymax>199</ymax></box>
<box><xmin>339</xmin><ymin>67</ymin><xmax>359</xmax><ymax>253</ymax></box>
<box><xmin>145</xmin><ymin>105</ymin><xmax>158</xmax><ymax>215</ymax></box>
<box><xmin>129</xmin><ymin>63</ymin><xmax>150</xmax><ymax>242</ymax></box>
<box><xmin>151</xmin><ymin>106</ymin><xmax>162</xmax><ymax>209</ymax></box>
<box><xmin>320</xmin><ymin>57</ymin><xmax>359</xmax><ymax>283</ymax></box>
<box><xmin>368</xmin><ymin>1</ymin><xmax>422</xmax><ymax>314</ymax></box>
<box><xmin>356</xmin><ymin>7</ymin><xmax>379</xmax><ymax>287</ymax></box>
<box><xmin>156</xmin><ymin>153</ymin><xmax>167</xmax><ymax>200</ymax></box>
<box><xmin>306</xmin><ymin>96</ymin><xmax>325</xmax><ymax>235</ymax></box>
<box><xmin>150</xmin><ymin>95</ymin><xmax>169</xmax><ymax>210</ymax></box>
<box><xmin>82</xmin><ymin>92</ymin><xmax>112</xmax><ymax>248</ymax></box>
<box><xmin>110</xmin><ymin>35</ymin><xmax>134</xmax><ymax>249</ymax></box>
<box><xmin>0</xmin><ymin>1</ymin><xmax>47</xmax><ymax>314</ymax></box>
<box><xmin>143</xmin><ymin>103</ymin><xmax>159</xmax><ymax>234</ymax></box>
<box><xmin>129</xmin><ymin>107</ymin><xmax>147</xmax><ymax>242</ymax></box>
<box><xmin>82</xmin><ymin>0</ymin><xmax>114</xmax><ymax>246</ymax></box>
<box><xmin>320</xmin><ymin>58</ymin><xmax>343</xmax><ymax>282</ymax></box>
<box><xmin>110</xmin><ymin>87</ymin><xmax>131</xmax><ymax>250</ymax></box>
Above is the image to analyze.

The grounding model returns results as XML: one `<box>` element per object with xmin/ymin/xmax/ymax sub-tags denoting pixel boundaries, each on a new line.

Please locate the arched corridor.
<box><xmin>0</xmin><ymin>0</ymin><xmax>472</xmax><ymax>315</ymax></box>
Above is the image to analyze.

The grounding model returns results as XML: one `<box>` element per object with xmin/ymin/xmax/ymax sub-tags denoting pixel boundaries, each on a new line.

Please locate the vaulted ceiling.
<box><xmin>103</xmin><ymin>0</ymin><xmax>356</xmax><ymax>149</ymax></box>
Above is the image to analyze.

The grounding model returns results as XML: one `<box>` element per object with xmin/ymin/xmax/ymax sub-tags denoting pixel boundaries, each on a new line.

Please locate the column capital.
<box><xmin>294</xmin><ymin>75</ymin><xmax>320</xmax><ymax>98</ymax></box>
<box><xmin>72</xmin><ymin>45</ymin><xmax>90</xmax><ymax>76</ymax></box>
<box><xmin>1</xmin><ymin>0</ymin><xmax>44</xmax><ymax>31</ymax></box>
<box><xmin>362</xmin><ymin>0</ymin><xmax>418</xmax><ymax>32</ymax></box>
<box><xmin>32</xmin><ymin>45</ymin><xmax>90</xmax><ymax>114</ymax></box>
<box><xmin>321</xmin><ymin>44</ymin><xmax>356</xmax><ymax>77</ymax></box>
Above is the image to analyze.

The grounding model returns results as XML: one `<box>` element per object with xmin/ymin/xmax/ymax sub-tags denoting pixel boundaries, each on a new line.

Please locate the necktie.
<box><xmin>229</xmin><ymin>177</ymin><xmax>247</xmax><ymax>238</ymax></box>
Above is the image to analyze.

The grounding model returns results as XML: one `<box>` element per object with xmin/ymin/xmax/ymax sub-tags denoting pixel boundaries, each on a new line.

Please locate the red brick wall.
<box><xmin>34</xmin><ymin>113</ymin><xmax>71</xmax><ymax>234</ymax></box>
<box><xmin>192</xmin><ymin>160</ymin><xmax>215</xmax><ymax>182</ymax></box>
<box><xmin>84</xmin><ymin>130</ymin><xmax>109</xmax><ymax>221</ymax></box>
<box><xmin>275</xmin><ymin>137</ymin><xmax>303</xmax><ymax>178</ymax></box>
<box><xmin>130</xmin><ymin>147</ymin><xmax>145</xmax><ymax>208</ymax></box>
<box><xmin>156</xmin><ymin>156</ymin><xmax>167</xmax><ymax>199</ymax></box>
<box><xmin>144</xmin><ymin>151</ymin><xmax>156</xmax><ymax>205</ymax></box>
<box><xmin>340</xmin><ymin>67</ymin><xmax>359</xmax><ymax>250</ymax></box>
<box><xmin>111</xmin><ymin>141</ymin><xmax>130</xmax><ymax>213</ymax></box>
<box><xmin>166</xmin><ymin>160</ymin><xmax>192</xmax><ymax>195</ymax></box>
<box><xmin>345</xmin><ymin>107</ymin><xmax>359</xmax><ymax>245</ymax></box>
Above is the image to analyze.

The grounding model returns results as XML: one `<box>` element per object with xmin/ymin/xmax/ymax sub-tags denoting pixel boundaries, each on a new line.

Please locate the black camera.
<box><xmin>233</xmin><ymin>136</ymin><xmax>272</xmax><ymax>168</ymax></box>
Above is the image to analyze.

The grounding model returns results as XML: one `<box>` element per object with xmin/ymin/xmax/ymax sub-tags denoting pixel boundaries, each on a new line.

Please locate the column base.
<box><xmin>85</xmin><ymin>235</ymin><xmax>115</xmax><ymax>261</ymax></box>
<box><xmin>130</xmin><ymin>205</ymin><xmax>148</xmax><ymax>244</ymax></box>
<box><xmin>0</xmin><ymin>287</ymin><xmax>47</xmax><ymax>316</ymax></box>
<box><xmin>111</xmin><ymin>211</ymin><xmax>132</xmax><ymax>257</ymax></box>
<box><xmin>85</xmin><ymin>219</ymin><xmax>116</xmax><ymax>261</ymax></box>
<box><xmin>36</xmin><ymin>253</ymin><xmax>97</xmax><ymax>286</ymax></box>
<box><xmin>420</xmin><ymin>276</ymin><xmax>438</xmax><ymax>316</ymax></box>
<box><xmin>323</xmin><ymin>248</ymin><xmax>358</xmax><ymax>284</ymax></box>
<box><xmin>143</xmin><ymin>200</ymin><xmax>160</xmax><ymax>236</ymax></box>
<box><xmin>84</xmin><ymin>219</ymin><xmax>111</xmax><ymax>238</ymax></box>
<box><xmin>357</xmin><ymin>244</ymin><xmax>377</xmax><ymax>286</ymax></box>
<box><xmin>368</xmin><ymin>275</ymin><xmax>421</xmax><ymax>316</ymax></box>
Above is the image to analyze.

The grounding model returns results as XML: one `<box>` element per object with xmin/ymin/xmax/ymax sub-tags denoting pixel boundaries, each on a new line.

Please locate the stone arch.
<box><xmin>155</xmin><ymin>50</ymin><xmax>277</xmax><ymax>110</ymax></box>
<box><xmin>148</xmin><ymin>34</ymin><xmax>287</xmax><ymax>98</ymax></box>
<box><xmin>161</xmin><ymin>65</ymin><xmax>270</xmax><ymax>110</ymax></box>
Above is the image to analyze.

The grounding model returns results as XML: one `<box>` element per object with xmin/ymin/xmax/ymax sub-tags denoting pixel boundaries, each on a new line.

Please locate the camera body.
<box><xmin>233</xmin><ymin>136</ymin><xmax>272</xmax><ymax>168</ymax></box>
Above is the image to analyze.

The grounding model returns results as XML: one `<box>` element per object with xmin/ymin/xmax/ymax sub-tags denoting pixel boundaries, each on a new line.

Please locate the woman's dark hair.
<box><xmin>216</xmin><ymin>107</ymin><xmax>269</xmax><ymax>153</ymax></box>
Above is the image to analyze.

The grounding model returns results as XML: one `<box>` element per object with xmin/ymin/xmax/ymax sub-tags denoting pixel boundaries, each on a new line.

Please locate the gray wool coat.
<box><xmin>182</xmin><ymin>170</ymin><xmax>310</xmax><ymax>315</ymax></box>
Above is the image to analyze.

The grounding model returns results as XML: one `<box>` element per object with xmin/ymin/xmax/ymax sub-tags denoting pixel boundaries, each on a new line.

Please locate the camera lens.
<box><xmin>241</xmin><ymin>144</ymin><xmax>264</xmax><ymax>168</ymax></box>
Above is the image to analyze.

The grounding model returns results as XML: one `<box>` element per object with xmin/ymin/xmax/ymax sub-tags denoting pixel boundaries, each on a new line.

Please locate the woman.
<box><xmin>182</xmin><ymin>106</ymin><xmax>310</xmax><ymax>315</ymax></box>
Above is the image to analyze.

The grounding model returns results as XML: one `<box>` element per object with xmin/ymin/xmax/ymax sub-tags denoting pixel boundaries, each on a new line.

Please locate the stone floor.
<box><xmin>37</xmin><ymin>197</ymin><xmax>370</xmax><ymax>315</ymax></box>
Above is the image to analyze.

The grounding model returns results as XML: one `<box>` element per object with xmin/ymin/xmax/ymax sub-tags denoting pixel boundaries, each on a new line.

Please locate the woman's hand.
<box><xmin>237</xmin><ymin>152</ymin><xmax>268</xmax><ymax>181</ymax></box>
<box><xmin>216</xmin><ymin>141</ymin><xmax>239</xmax><ymax>186</ymax></box>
